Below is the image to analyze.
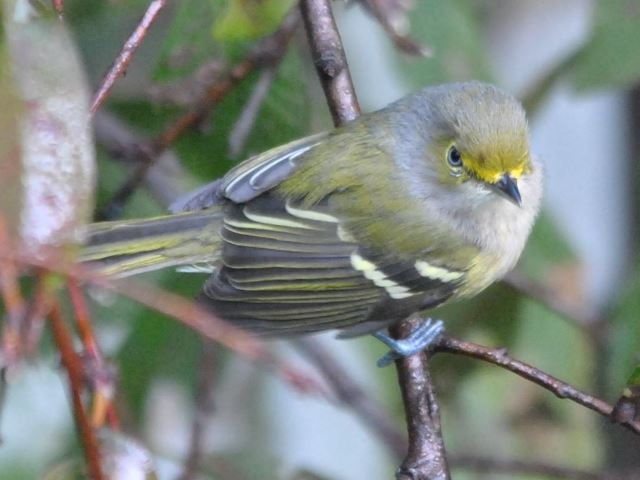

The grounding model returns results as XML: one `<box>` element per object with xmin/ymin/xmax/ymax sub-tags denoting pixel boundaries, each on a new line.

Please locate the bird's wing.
<box><xmin>169</xmin><ymin>132</ymin><xmax>328</xmax><ymax>212</ymax></box>
<box><xmin>200</xmin><ymin>193</ymin><xmax>464</xmax><ymax>336</ymax></box>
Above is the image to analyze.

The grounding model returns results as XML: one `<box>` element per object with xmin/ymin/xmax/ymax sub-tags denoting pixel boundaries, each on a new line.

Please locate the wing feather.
<box><xmin>201</xmin><ymin>193</ymin><xmax>465</xmax><ymax>335</ymax></box>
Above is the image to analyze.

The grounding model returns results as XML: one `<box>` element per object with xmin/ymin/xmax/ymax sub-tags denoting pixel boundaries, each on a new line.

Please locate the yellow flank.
<box><xmin>414</xmin><ymin>260</ymin><xmax>463</xmax><ymax>282</ymax></box>
<box><xmin>350</xmin><ymin>253</ymin><xmax>416</xmax><ymax>300</ymax></box>
<box><xmin>285</xmin><ymin>203</ymin><xmax>339</xmax><ymax>223</ymax></box>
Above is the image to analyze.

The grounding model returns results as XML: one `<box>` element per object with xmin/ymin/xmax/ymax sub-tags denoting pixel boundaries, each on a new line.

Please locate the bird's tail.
<box><xmin>81</xmin><ymin>209</ymin><xmax>224</xmax><ymax>277</ymax></box>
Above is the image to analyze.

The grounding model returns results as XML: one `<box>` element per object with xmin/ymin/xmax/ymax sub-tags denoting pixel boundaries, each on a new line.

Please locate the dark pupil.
<box><xmin>448</xmin><ymin>147</ymin><xmax>462</xmax><ymax>167</ymax></box>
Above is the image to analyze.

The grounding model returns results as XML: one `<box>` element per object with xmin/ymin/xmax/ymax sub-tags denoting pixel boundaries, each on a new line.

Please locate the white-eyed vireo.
<box><xmin>84</xmin><ymin>82</ymin><xmax>543</xmax><ymax>362</ymax></box>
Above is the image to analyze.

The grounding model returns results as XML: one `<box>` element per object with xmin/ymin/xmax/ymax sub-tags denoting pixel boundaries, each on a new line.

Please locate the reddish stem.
<box><xmin>50</xmin><ymin>302</ymin><xmax>104</xmax><ymax>480</ymax></box>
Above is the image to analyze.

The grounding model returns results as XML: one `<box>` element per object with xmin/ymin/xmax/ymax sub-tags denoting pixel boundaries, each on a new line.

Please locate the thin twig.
<box><xmin>0</xmin><ymin>217</ymin><xmax>26</xmax><ymax>369</ymax></box>
<box><xmin>0</xmin><ymin>245</ymin><xmax>327</xmax><ymax>398</ymax></box>
<box><xmin>358</xmin><ymin>0</ymin><xmax>432</xmax><ymax>56</ymax></box>
<box><xmin>24</xmin><ymin>270</ymin><xmax>57</xmax><ymax>355</ymax></box>
<box><xmin>299</xmin><ymin>0</ymin><xmax>361</xmax><ymax>126</ymax></box>
<box><xmin>434</xmin><ymin>336</ymin><xmax>640</xmax><ymax>436</ymax></box>
<box><xmin>50</xmin><ymin>301</ymin><xmax>104</xmax><ymax>480</ymax></box>
<box><xmin>391</xmin><ymin>317</ymin><xmax>451</xmax><ymax>480</ymax></box>
<box><xmin>97</xmin><ymin>11</ymin><xmax>300</xmax><ymax>220</ymax></box>
<box><xmin>91</xmin><ymin>0</ymin><xmax>168</xmax><ymax>115</ymax></box>
<box><xmin>93</xmin><ymin>111</ymin><xmax>190</xmax><ymax>208</ymax></box>
<box><xmin>178</xmin><ymin>340</ymin><xmax>218</xmax><ymax>480</ymax></box>
<box><xmin>295</xmin><ymin>337</ymin><xmax>407</xmax><ymax>459</ymax></box>
<box><xmin>67</xmin><ymin>279</ymin><xmax>119</xmax><ymax>429</ymax></box>
<box><xmin>229</xmin><ymin>65</ymin><xmax>279</xmax><ymax>157</ymax></box>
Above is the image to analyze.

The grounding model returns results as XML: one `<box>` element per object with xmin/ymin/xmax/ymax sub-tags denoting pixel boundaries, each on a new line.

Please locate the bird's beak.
<box><xmin>492</xmin><ymin>174</ymin><xmax>522</xmax><ymax>207</ymax></box>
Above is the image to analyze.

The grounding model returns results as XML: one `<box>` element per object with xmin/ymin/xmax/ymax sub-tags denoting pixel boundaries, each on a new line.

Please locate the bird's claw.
<box><xmin>374</xmin><ymin>318</ymin><xmax>445</xmax><ymax>368</ymax></box>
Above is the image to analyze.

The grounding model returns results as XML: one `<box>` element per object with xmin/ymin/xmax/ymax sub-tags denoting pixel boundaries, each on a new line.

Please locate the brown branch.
<box><xmin>0</xmin><ymin>243</ymin><xmax>326</xmax><ymax>398</ymax></box>
<box><xmin>295</xmin><ymin>337</ymin><xmax>407</xmax><ymax>459</ymax></box>
<box><xmin>97</xmin><ymin>10</ymin><xmax>300</xmax><ymax>220</ymax></box>
<box><xmin>91</xmin><ymin>0</ymin><xmax>168</xmax><ymax>115</ymax></box>
<box><xmin>0</xmin><ymin>217</ymin><xmax>26</xmax><ymax>368</ymax></box>
<box><xmin>391</xmin><ymin>317</ymin><xmax>451</xmax><ymax>480</ymax></box>
<box><xmin>49</xmin><ymin>301</ymin><xmax>104</xmax><ymax>480</ymax></box>
<box><xmin>24</xmin><ymin>270</ymin><xmax>56</xmax><ymax>355</ymax></box>
<box><xmin>67</xmin><ymin>279</ymin><xmax>119</xmax><ymax>429</ymax></box>
<box><xmin>434</xmin><ymin>336</ymin><xmax>640</xmax><ymax>436</ymax></box>
<box><xmin>299</xmin><ymin>0</ymin><xmax>361</xmax><ymax>125</ymax></box>
<box><xmin>299</xmin><ymin>2</ymin><xmax>451</xmax><ymax>477</ymax></box>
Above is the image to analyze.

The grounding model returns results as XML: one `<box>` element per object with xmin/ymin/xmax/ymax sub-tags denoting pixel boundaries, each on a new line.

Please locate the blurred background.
<box><xmin>1</xmin><ymin>0</ymin><xmax>639</xmax><ymax>478</ymax></box>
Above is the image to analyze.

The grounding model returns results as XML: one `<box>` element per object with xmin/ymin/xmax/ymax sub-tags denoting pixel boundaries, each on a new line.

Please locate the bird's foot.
<box><xmin>374</xmin><ymin>318</ymin><xmax>444</xmax><ymax>368</ymax></box>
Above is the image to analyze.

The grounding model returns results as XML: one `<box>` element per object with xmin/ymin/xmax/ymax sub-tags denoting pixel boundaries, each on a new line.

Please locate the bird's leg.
<box><xmin>374</xmin><ymin>318</ymin><xmax>444</xmax><ymax>368</ymax></box>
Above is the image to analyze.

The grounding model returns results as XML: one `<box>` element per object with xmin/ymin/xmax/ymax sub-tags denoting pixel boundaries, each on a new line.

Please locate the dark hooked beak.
<box><xmin>493</xmin><ymin>174</ymin><xmax>522</xmax><ymax>207</ymax></box>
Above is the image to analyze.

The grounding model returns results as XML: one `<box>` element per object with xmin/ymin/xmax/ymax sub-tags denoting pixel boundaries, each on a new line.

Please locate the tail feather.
<box><xmin>82</xmin><ymin>209</ymin><xmax>223</xmax><ymax>277</ymax></box>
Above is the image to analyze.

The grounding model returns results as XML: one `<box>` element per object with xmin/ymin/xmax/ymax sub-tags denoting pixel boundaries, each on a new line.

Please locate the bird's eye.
<box><xmin>447</xmin><ymin>146</ymin><xmax>463</xmax><ymax>172</ymax></box>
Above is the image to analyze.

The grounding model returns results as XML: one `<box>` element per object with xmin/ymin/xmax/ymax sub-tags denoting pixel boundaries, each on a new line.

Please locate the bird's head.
<box><xmin>419</xmin><ymin>82</ymin><xmax>532</xmax><ymax>207</ymax></box>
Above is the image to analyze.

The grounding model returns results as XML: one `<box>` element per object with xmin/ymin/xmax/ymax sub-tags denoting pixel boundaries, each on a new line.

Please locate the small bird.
<box><xmin>84</xmin><ymin>82</ymin><xmax>543</xmax><ymax>364</ymax></box>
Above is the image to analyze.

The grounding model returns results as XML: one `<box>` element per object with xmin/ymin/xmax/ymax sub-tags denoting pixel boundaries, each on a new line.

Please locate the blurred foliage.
<box><xmin>395</xmin><ymin>0</ymin><xmax>492</xmax><ymax>86</ymax></box>
<box><xmin>213</xmin><ymin>0</ymin><xmax>296</xmax><ymax>41</ymax></box>
<box><xmin>1</xmin><ymin>0</ymin><xmax>640</xmax><ymax>479</ymax></box>
<box><xmin>154</xmin><ymin>0</ymin><xmax>223</xmax><ymax>82</ymax></box>
<box><xmin>572</xmin><ymin>0</ymin><xmax>640</xmax><ymax>91</ymax></box>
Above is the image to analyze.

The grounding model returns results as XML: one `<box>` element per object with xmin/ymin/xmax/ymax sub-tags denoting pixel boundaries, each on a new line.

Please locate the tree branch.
<box><xmin>50</xmin><ymin>301</ymin><xmax>104</xmax><ymax>480</ymax></box>
<box><xmin>391</xmin><ymin>318</ymin><xmax>450</xmax><ymax>480</ymax></box>
<box><xmin>299</xmin><ymin>0</ymin><xmax>360</xmax><ymax>125</ymax></box>
<box><xmin>299</xmin><ymin>2</ymin><xmax>451</xmax><ymax>477</ymax></box>
<box><xmin>91</xmin><ymin>0</ymin><xmax>168</xmax><ymax>115</ymax></box>
<box><xmin>97</xmin><ymin>10</ymin><xmax>300</xmax><ymax>220</ymax></box>
<box><xmin>434</xmin><ymin>336</ymin><xmax>640</xmax><ymax>436</ymax></box>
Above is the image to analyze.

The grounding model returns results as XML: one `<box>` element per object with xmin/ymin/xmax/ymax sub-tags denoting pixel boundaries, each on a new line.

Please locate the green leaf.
<box><xmin>154</xmin><ymin>0</ymin><xmax>225</xmax><ymax>82</ymax></box>
<box><xmin>572</xmin><ymin>0</ymin><xmax>640</xmax><ymax>90</ymax></box>
<box><xmin>627</xmin><ymin>365</ymin><xmax>640</xmax><ymax>387</ymax></box>
<box><xmin>213</xmin><ymin>0</ymin><xmax>295</xmax><ymax>42</ymax></box>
